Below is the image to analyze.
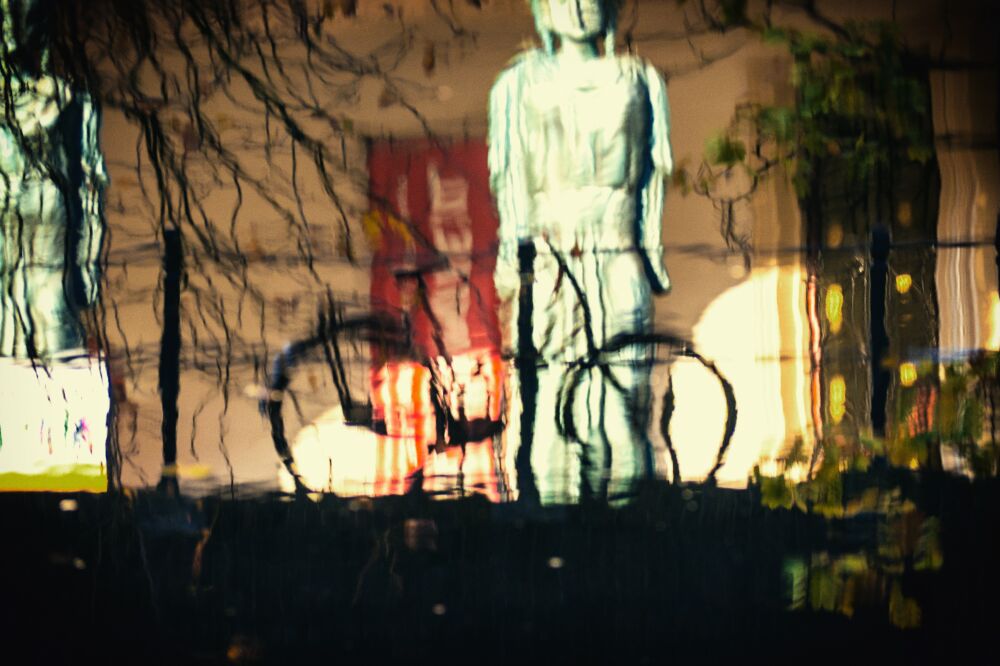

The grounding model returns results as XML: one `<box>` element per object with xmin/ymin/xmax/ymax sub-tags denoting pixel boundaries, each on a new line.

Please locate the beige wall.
<box><xmin>90</xmin><ymin>0</ymin><xmax>997</xmax><ymax>491</ymax></box>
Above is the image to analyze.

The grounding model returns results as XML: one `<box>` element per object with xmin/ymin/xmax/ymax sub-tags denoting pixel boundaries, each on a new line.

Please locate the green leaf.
<box><xmin>757</xmin><ymin>106</ymin><xmax>796</xmax><ymax>143</ymax></box>
<box><xmin>705</xmin><ymin>133</ymin><xmax>747</xmax><ymax>167</ymax></box>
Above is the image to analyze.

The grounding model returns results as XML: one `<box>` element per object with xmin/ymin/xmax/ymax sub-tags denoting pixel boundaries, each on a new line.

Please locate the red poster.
<box><xmin>273</xmin><ymin>140</ymin><xmax>505</xmax><ymax>500</ymax></box>
<box><xmin>367</xmin><ymin>138</ymin><xmax>501</xmax><ymax>358</ymax></box>
<box><xmin>366</xmin><ymin>139</ymin><xmax>503</xmax><ymax>493</ymax></box>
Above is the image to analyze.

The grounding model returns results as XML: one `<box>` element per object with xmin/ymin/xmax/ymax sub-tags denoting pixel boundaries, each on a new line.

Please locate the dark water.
<box><xmin>4</xmin><ymin>471</ymin><xmax>1000</xmax><ymax>663</ymax></box>
<box><xmin>3</xmin><ymin>0</ymin><xmax>1000</xmax><ymax>662</ymax></box>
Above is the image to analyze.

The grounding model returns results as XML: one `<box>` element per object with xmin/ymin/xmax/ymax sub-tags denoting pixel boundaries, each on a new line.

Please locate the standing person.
<box><xmin>0</xmin><ymin>0</ymin><xmax>110</xmax><ymax>490</ymax></box>
<box><xmin>1</xmin><ymin>0</ymin><xmax>106</xmax><ymax>359</ymax></box>
<box><xmin>488</xmin><ymin>0</ymin><xmax>673</xmax><ymax>503</ymax></box>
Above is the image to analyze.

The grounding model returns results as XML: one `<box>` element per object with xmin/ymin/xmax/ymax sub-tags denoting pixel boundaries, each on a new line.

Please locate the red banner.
<box><xmin>367</xmin><ymin>138</ymin><xmax>501</xmax><ymax>358</ymax></box>
<box><xmin>364</xmin><ymin>139</ymin><xmax>503</xmax><ymax>499</ymax></box>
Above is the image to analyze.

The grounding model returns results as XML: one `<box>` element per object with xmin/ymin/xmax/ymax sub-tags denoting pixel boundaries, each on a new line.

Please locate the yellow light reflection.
<box><xmin>825</xmin><ymin>284</ymin><xmax>843</xmax><ymax>334</ymax></box>
<box><xmin>828</xmin><ymin>375</ymin><xmax>847</xmax><ymax>424</ymax></box>
<box><xmin>988</xmin><ymin>293</ymin><xmax>1000</xmax><ymax>352</ymax></box>
<box><xmin>899</xmin><ymin>362</ymin><xmax>918</xmax><ymax>387</ymax></box>
<box><xmin>895</xmin><ymin>273</ymin><xmax>913</xmax><ymax>294</ymax></box>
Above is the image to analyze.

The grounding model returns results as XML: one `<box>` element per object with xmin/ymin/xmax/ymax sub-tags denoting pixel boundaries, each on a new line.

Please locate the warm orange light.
<box><xmin>899</xmin><ymin>362</ymin><xmax>918</xmax><ymax>387</ymax></box>
<box><xmin>372</xmin><ymin>361</ymin><xmax>435</xmax><ymax>443</ymax></box>
<box><xmin>828</xmin><ymin>375</ymin><xmax>847</xmax><ymax>424</ymax></box>
<box><xmin>366</xmin><ymin>350</ymin><xmax>504</xmax><ymax>495</ymax></box>
<box><xmin>895</xmin><ymin>273</ymin><xmax>912</xmax><ymax>294</ymax></box>
<box><xmin>987</xmin><ymin>293</ymin><xmax>1000</xmax><ymax>352</ymax></box>
<box><xmin>825</xmin><ymin>285</ymin><xmax>844</xmax><ymax>334</ymax></box>
<box><xmin>807</xmin><ymin>276</ymin><xmax>824</xmax><ymax>438</ymax></box>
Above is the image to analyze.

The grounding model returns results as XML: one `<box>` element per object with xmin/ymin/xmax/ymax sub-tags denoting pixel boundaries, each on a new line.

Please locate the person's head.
<box><xmin>530</xmin><ymin>0</ymin><xmax>619</xmax><ymax>56</ymax></box>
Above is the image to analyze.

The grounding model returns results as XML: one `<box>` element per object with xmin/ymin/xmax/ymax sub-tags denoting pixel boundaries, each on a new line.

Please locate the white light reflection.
<box><xmin>281</xmin><ymin>352</ymin><xmax>501</xmax><ymax>500</ymax></box>
<box><xmin>668</xmin><ymin>267</ymin><xmax>804</xmax><ymax>487</ymax></box>
<box><xmin>0</xmin><ymin>355</ymin><xmax>109</xmax><ymax>492</ymax></box>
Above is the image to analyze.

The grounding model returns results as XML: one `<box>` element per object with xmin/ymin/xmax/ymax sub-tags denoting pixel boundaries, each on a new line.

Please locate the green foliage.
<box><xmin>759</xmin><ymin>445</ymin><xmax>944</xmax><ymax>630</ymax></box>
<box><xmin>705</xmin><ymin>133</ymin><xmax>746</xmax><ymax>167</ymax></box>
<box><xmin>678</xmin><ymin>11</ymin><xmax>935</xmax><ymax>204</ymax></box>
<box><xmin>892</xmin><ymin>352</ymin><xmax>1000</xmax><ymax>476</ymax></box>
<box><xmin>754</xmin><ymin>353</ymin><xmax>996</xmax><ymax>628</ymax></box>
<box><xmin>756</xmin><ymin>467</ymin><xmax>796</xmax><ymax>510</ymax></box>
<box><xmin>755</xmin><ymin>105</ymin><xmax>795</xmax><ymax>144</ymax></box>
<box><xmin>775</xmin><ymin>21</ymin><xmax>933</xmax><ymax>187</ymax></box>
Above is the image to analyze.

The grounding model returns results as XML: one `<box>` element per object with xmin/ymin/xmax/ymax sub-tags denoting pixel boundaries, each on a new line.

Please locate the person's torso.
<box><xmin>1</xmin><ymin>74</ymin><xmax>77</xmax><ymax>194</ymax></box>
<box><xmin>515</xmin><ymin>53</ymin><xmax>652</xmax><ymax>247</ymax></box>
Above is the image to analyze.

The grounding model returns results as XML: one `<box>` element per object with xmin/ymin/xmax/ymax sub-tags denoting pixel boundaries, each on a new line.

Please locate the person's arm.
<box><xmin>488</xmin><ymin>62</ymin><xmax>528</xmax><ymax>303</ymax></box>
<box><xmin>639</xmin><ymin>61</ymin><xmax>673</xmax><ymax>295</ymax></box>
<box><xmin>76</xmin><ymin>92</ymin><xmax>108</xmax><ymax>307</ymax></box>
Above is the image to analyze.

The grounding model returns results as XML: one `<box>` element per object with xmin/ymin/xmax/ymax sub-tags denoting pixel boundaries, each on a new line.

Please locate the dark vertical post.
<box><xmin>516</xmin><ymin>242</ymin><xmax>539</xmax><ymax>505</ymax></box>
<box><xmin>870</xmin><ymin>225</ymin><xmax>890</xmax><ymax>436</ymax></box>
<box><xmin>158</xmin><ymin>229</ymin><xmax>182</xmax><ymax>493</ymax></box>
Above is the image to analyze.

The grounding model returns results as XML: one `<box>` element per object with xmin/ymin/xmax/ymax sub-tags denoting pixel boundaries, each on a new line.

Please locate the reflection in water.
<box><xmin>0</xmin><ymin>356</ymin><xmax>108</xmax><ymax>490</ymax></box>
<box><xmin>782</xmin><ymin>484</ymin><xmax>943</xmax><ymax>630</ymax></box>
<box><xmin>0</xmin><ymin>4</ymin><xmax>994</xmax><ymax>505</ymax></box>
<box><xmin>673</xmin><ymin>267</ymin><xmax>792</xmax><ymax>484</ymax></box>
<box><xmin>504</xmin><ymin>361</ymin><xmax>653</xmax><ymax>505</ymax></box>
<box><xmin>257</xmin><ymin>111</ymin><xmax>999</xmax><ymax>508</ymax></box>
<box><xmin>1</xmin><ymin>2</ymin><xmax>999</xmax><ymax>659</ymax></box>
<box><xmin>279</xmin><ymin>351</ymin><xmax>502</xmax><ymax>500</ymax></box>
<box><xmin>1</xmin><ymin>0</ymin><xmax>109</xmax><ymax>490</ymax></box>
<box><xmin>1</xmin><ymin>1</ymin><xmax>106</xmax><ymax>353</ymax></box>
<box><xmin>0</xmin><ymin>0</ymin><xmax>988</xmax><ymax>504</ymax></box>
<box><xmin>488</xmin><ymin>0</ymin><xmax>672</xmax><ymax>504</ymax></box>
